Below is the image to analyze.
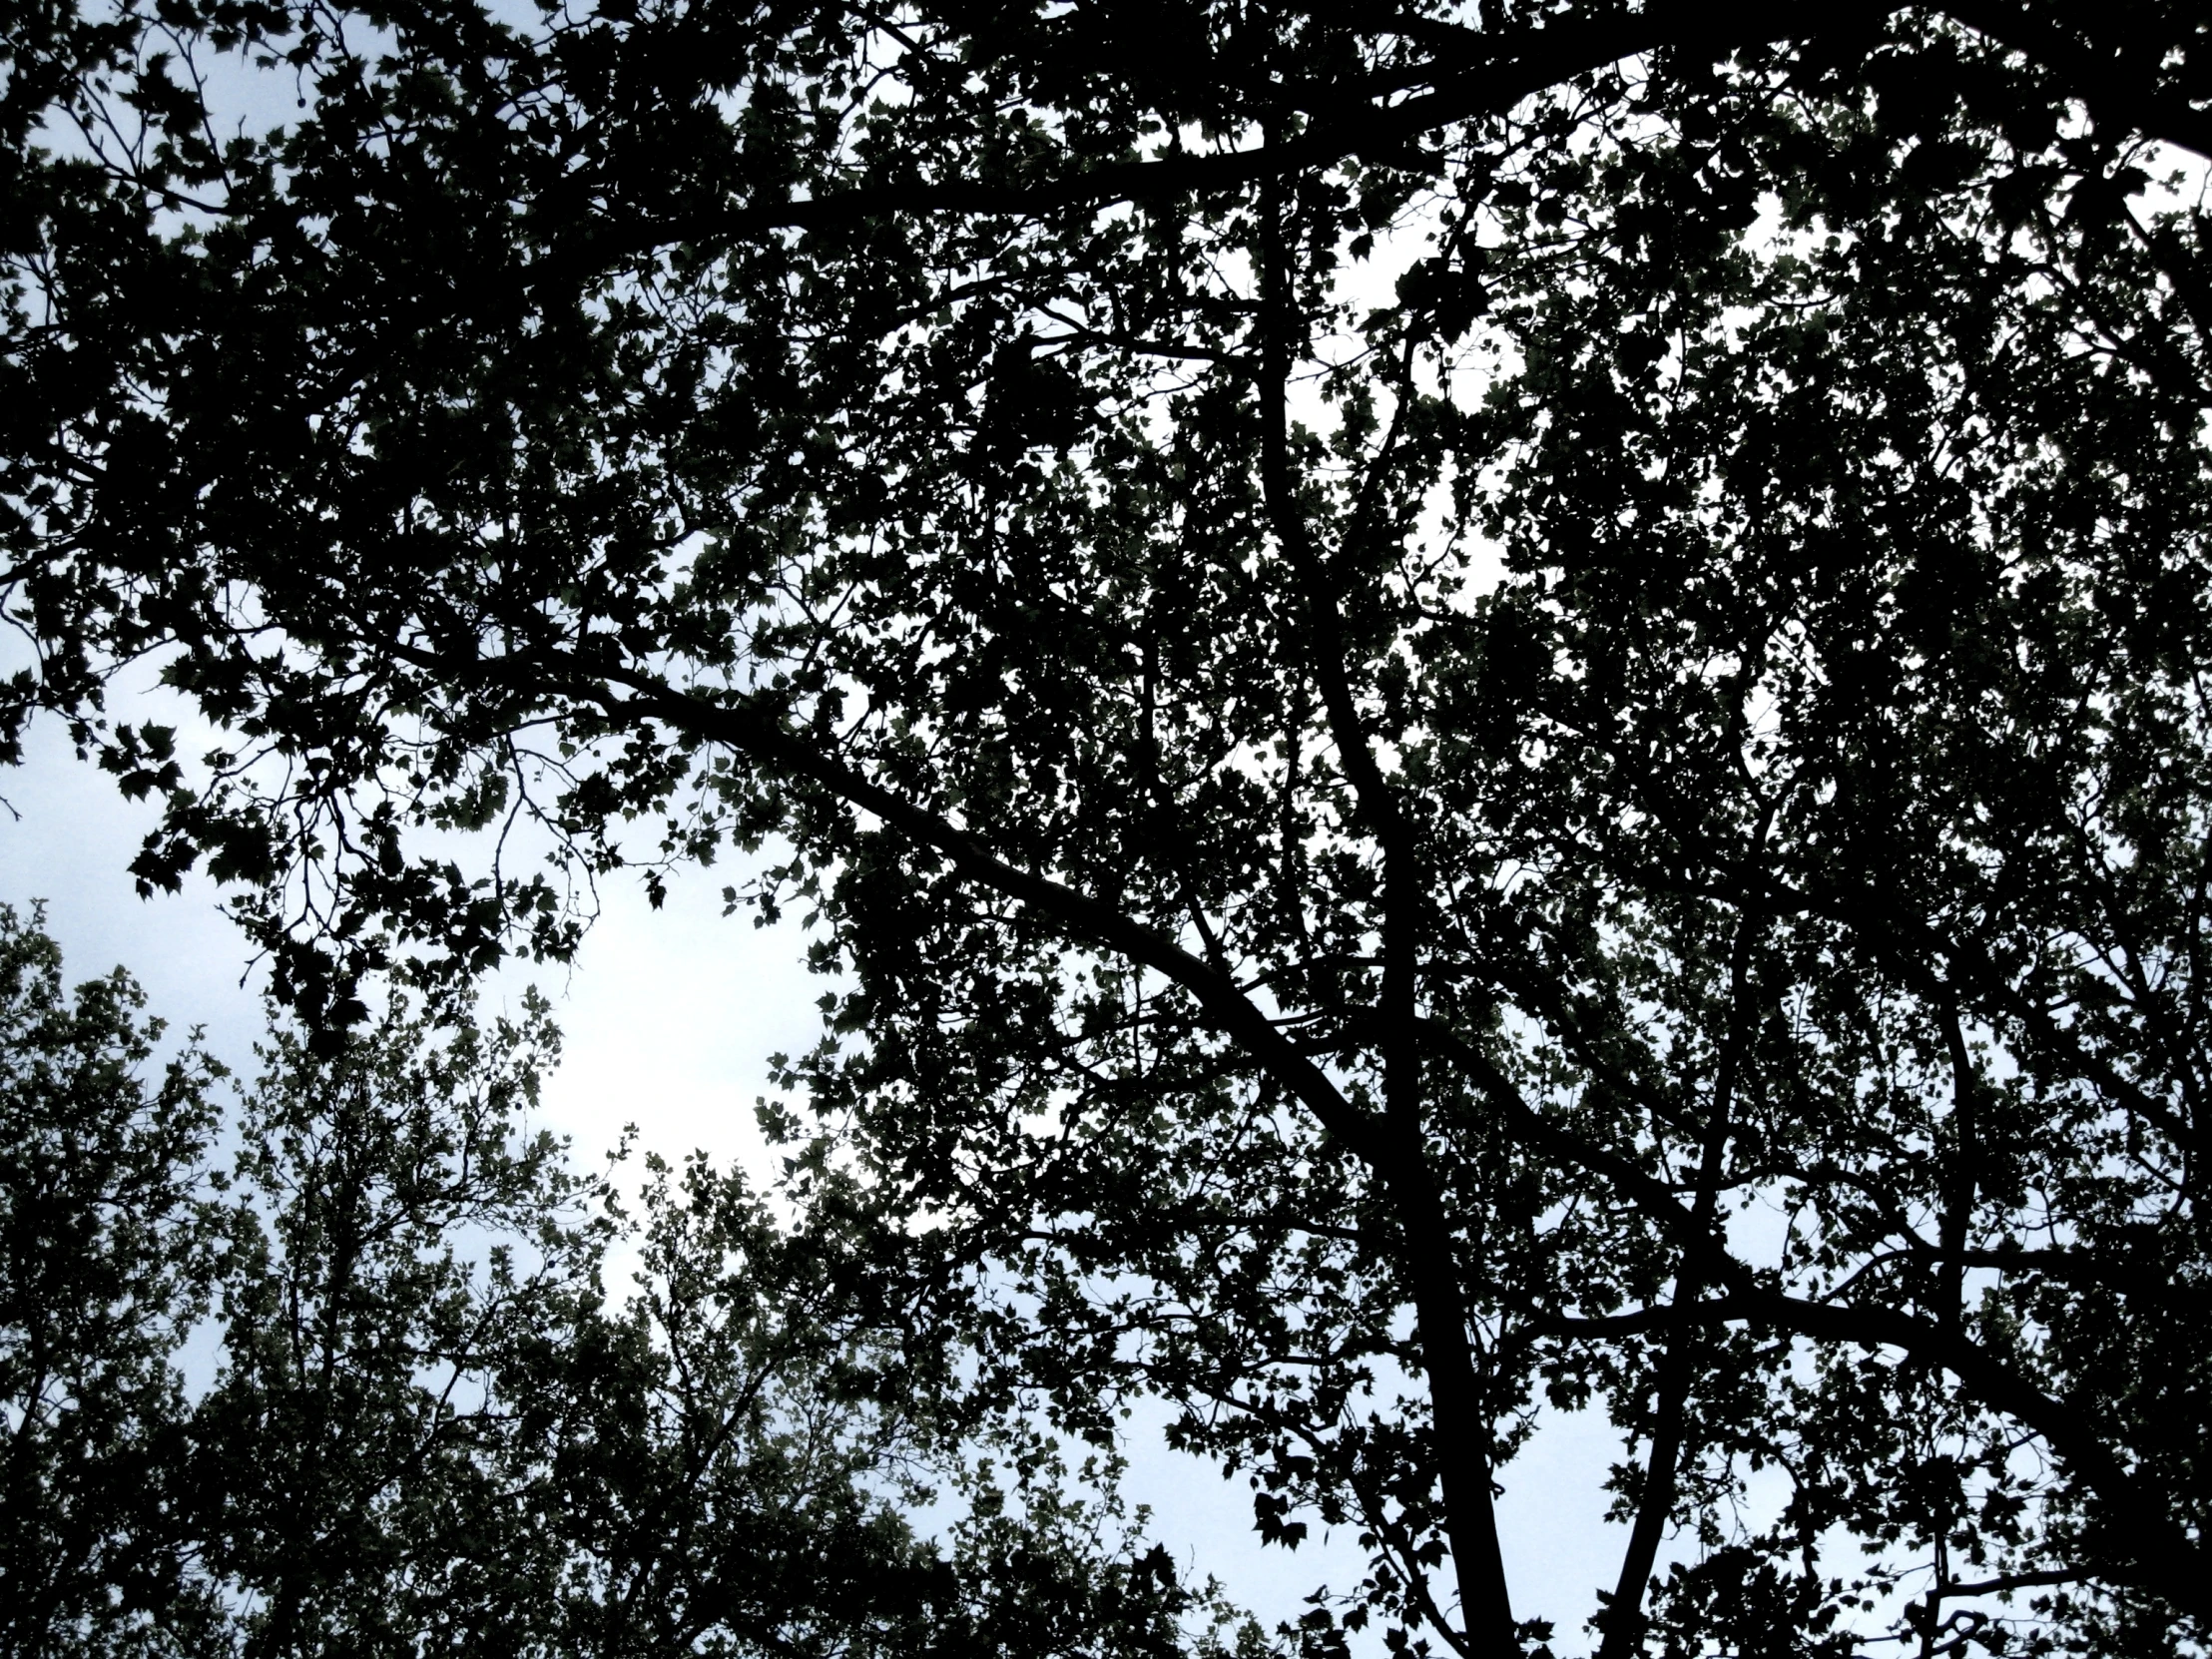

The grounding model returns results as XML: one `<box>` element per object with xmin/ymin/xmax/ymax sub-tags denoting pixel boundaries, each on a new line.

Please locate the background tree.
<box><xmin>6</xmin><ymin>2</ymin><xmax>2212</xmax><ymax>1655</ymax></box>
<box><xmin>0</xmin><ymin>905</ymin><xmax>1235</xmax><ymax>1658</ymax></box>
<box><xmin>0</xmin><ymin>903</ymin><xmax>233</xmax><ymax>1654</ymax></box>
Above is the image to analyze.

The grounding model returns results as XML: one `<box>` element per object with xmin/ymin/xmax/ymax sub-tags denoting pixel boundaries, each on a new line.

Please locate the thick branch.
<box><xmin>1940</xmin><ymin>0</ymin><xmax>2212</xmax><ymax>161</ymax></box>
<box><xmin>1596</xmin><ymin>908</ymin><xmax>1755</xmax><ymax>1659</ymax></box>
<box><xmin>1421</xmin><ymin>1019</ymin><xmax>2212</xmax><ymax>1622</ymax></box>
<box><xmin>1936</xmin><ymin>1000</ymin><xmax>1979</xmax><ymax>1330</ymax></box>
<box><xmin>1257</xmin><ymin>132</ymin><xmax>1518</xmax><ymax>1657</ymax></box>
<box><xmin>549</xmin><ymin>658</ymin><xmax>1392</xmax><ymax>1169</ymax></box>
<box><xmin>586</xmin><ymin>0</ymin><xmax>2206</xmax><ymax>267</ymax></box>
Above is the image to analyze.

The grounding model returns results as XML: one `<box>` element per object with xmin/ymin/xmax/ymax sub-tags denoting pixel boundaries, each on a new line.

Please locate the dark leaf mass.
<box><xmin>4</xmin><ymin>0</ymin><xmax>2211</xmax><ymax>1655</ymax></box>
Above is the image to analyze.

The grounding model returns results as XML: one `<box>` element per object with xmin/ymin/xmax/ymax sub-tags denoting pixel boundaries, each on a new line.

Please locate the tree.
<box><xmin>6</xmin><ymin>2</ymin><xmax>2212</xmax><ymax>1654</ymax></box>
<box><xmin>0</xmin><ymin>903</ymin><xmax>233</xmax><ymax>1654</ymax></box>
<box><xmin>0</xmin><ymin>905</ymin><xmax>1234</xmax><ymax>1658</ymax></box>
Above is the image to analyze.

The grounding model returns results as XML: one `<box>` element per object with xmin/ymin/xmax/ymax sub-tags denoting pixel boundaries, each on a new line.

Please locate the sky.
<box><xmin>1</xmin><ymin>700</ymin><xmax>1636</xmax><ymax>1647</ymax></box>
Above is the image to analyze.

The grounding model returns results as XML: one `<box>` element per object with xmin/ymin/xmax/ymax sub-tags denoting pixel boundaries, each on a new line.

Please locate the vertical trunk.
<box><xmin>1596</xmin><ymin>917</ymin><xmax>1756</xmax><ymax>1659</ymax></box>
<box><xmin>1937</xmin><ymin>1004</ymin><xmax>1978</xmax><ymax>1331</ymax></box>
<box><xmin>1380</xmin><ymin>860</ymin><xmax>1515</xmax><ymax>1653</ymax></box>
<box><xmin>1387</xmin><ymin>1123</ymin><xmax>1521</xmax><ymax>1656</ymax></box>
<box><xmin>1594</xmin><ymin>1328</ymin><xmax>1695</xmax><ymax>1659</ymax></box>
<box><xmin>1253</xmin><ymin>119</ymin><xmax>1517</xmax><ymax>1658</ymax></box>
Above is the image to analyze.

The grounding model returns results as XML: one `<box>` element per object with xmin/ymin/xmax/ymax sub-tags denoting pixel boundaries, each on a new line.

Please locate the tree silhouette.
<box><xmin>5</xmin><ymin>3</ymin><xmax>2211</xmax><ymax>1652</ymax></box>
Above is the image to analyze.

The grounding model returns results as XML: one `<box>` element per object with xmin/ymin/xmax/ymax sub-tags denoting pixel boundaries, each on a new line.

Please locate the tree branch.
<box><xmin>1255</xmin><ymin>133</ymin><xmax>1518</xmax><ymax>1658</ymax></box>
<box><xmin>551</xmin><ymin>657</ymin><xmax>1392</xmax><ymax>1172</ymax></box>
<box><xmin>583</xmin><ymin>0</ymin><xmax>2207</xmax><ymax>272</ymax></box>
<box><xmin>1420</xmin><ymin>1019</ymin><xmax>2212</xmax><ymax>1623</ymax></box>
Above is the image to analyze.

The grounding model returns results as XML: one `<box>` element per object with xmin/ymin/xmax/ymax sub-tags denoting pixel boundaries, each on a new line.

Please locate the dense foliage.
<box><xmin>5</xmin><ymin>1</ymin><xmax>2211</xmax><ymax>1654</ymax></box>
<box><xmin>0</xmin><ymin>907</ymin><xmax>1224</xmax><ymax>1657</ymax></box>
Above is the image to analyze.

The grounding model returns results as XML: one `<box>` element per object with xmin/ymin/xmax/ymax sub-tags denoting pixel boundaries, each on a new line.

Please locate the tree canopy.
<box><xmin>6</xmin><ymin>1</ymin><xmax>2212</xmax><ymax>1654</ymax></box>
<box><xmin>0</xmin><ymin>903</ymin><xmax>1230</xmax><ymax>1657</ymax></box>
